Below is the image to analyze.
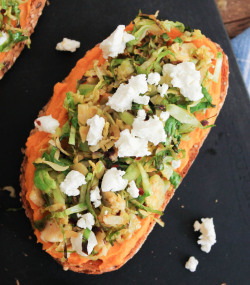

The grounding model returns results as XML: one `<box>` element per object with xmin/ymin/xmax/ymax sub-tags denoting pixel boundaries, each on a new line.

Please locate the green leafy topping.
<box><xmin>170</xmin><ymin>171</ymin><xmax>182</xmax><ymax>188</ymax></box>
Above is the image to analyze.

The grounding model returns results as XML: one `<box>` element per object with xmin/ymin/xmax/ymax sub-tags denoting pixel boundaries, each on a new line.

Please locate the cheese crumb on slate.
<box><xmin>86</xmin><ymin>114</ymin><xmax>105</xmax><ymax>146</ymax></box>
<box><xmin>132</xmin><ymin>109</ymin><xmax>167</xmax><ymax>145</ymax></box>
<box><xmin>163</xmin><ymin>62</ymin><xmax>204</xmax><ymax>101</ymax></box>
<box><xmin>194</xmin><ymin>218</ymin><xmax>216</xmax><ymax>253</ymax></box>
<box><xmin>107</xmin><ymin>74</ymin><xmax>149</xmax><ymax>112</ymax></box>
<box><xmin>185</xmin><ymin>256</ymin><xmax>199</xmax><ymax>272</ymax></box>
<box><xmin>56</xmin><ymin>38</ymin><xmax>80</xmax><ymax>52</ymax></box>
<box><xmin>100</xmin><ymin>25</ymin><xmax>135</xmax><ymax>59</ymax></box>
<box><xmin>34</xmin><ymin>115</ymin><xmax>60</xmax><ymax>134</ymax></box>
<box><xmin>115</xmin><ymin>129</ymin><xmax>151</xmax><ymax>157</ymax></box>
<box><xmin>127</xmin><ymin>180</ymin><xmax>139</xmax><ymax>198</ymax></box>
<box><xmin>60</xmin><ymin>170</ymin><xmax>86</xmax><ymax>196</ymax></box>
<box><xmin>101</xmin><ymin>168</ymin><xmax>128</xmax><ymax>192</ymax></box>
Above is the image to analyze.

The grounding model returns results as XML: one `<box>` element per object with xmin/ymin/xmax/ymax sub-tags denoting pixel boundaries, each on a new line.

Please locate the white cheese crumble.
<box><xmin>77</xmin><ymin>212</ymin><xmax>95</xmax><ymax>230</ymax></box>
<box><xmin>185</xmin><ymin>256</ymin><xmax>199</xmax><ymax>272</ymax></box>
<box><xmin>172</xmin><ymin>159</ymin><xmax>181</xmax><ymax>169</ymax></box>
<box><xmin>163</xmin><ymin>62</ymin><xmax>203</xmax><ymax>101</ymax></box>
<box><xmin>56</xmin><ymin>38</ymin><xmax>80</xmax><ymax>52</ymax></box>
<box><xmin>194</xmin><ymin>218</ymin><xmax>216</xmax><ymax>253</ymax></box>
<box><xmin>86</xmin><ymin>114</ymin><xmax>105</xmax><ymax>146</ymax></box>
<box><xmin>157</xmin><ymin>83</ymin><xmax>169</xmax><ymax>97</ymax></box>
<box><xmin>34</xmin><ymin>115</ymin><xmax>60</xmax><ymax>134</ymax></box>
<box><xmin>127</xmin><ymin>180</ymin><xmax>139</xmax><ymax>198</ymax></box>
<box><xmin>132</xmin><ymin>109</ymin><xmax>167</xmax><ymax>146</ymax></box>
<box><xmin>90</xmin><ymin>186</ymin><xmax>102</xmax><ymax>208</ymax></box>
<box><xmin>101</xmin><ymin>168</ymin><xmax>128</xmax><ymax>192</ymax></box>
<box><xmin>115</xmin><ymin>129</ymin><xmax>151</xmax><ymax>157</ymax></box>
<box><xmin>147</xmin><ymin>72</ymin><xmax>161</xmax><ymax>85</ymax></box>
<box><xmin>99</xmin><ymin>25</ymin><xmax>135</xmax><ymax>59</ymax></box>
<box><xmin>159</xmin><ymin>111</ymin><xmax>170</xmax><ymax>122</ymax></box>
<box><xmin>107</xmin><ymin>74</ymin><xmax>149</xmax><ymax>112</ymax></box>
<box><xmin>60</xmin><ymin>170</ymin><xmax>86</xmax><ymax>196</ymax></box>
<box><xmin>71</xmin><ymin>231</ymin><xmax>97</xmax><ymax>256</ymax></box>
<box><xmin>0</xmin><ymin>31</ymin><xmax>8</xmax><ymax>46</ymax></box>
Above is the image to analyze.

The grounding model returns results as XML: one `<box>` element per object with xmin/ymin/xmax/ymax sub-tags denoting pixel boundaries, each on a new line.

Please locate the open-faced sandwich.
<box><xmin>0</xmin><ymin>0</ymin><xmax>46</xmax><ymax>79</ymax></box>
<box><xmin>20</xmin><ymin>12</ymin><xmax>229</xmax><ymax>274</ymax></box>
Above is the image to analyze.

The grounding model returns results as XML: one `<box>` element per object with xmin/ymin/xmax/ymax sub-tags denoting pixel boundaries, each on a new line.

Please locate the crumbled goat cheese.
<box><xmin>60</xmin><ymin>170</ymin><xmax>86</xmax><ymax>196</ymax></box>
<box><xmin>71</xmin><ymin>233</ymin><xmax>86</xmax><ymax>256</ymax></box>
<box><xmin>160</xmin><ymin>111</ymin><xmax>170</xmax><ymax>122</ymax></box>
<box><xmin>101</xmin><ymin>168</ymin><xmax>128</xmax><ymax>192</ymax></box>
<box><xmin>157</xmin><ymin>83</ymin><xmax>169</xmax><ymax>97</ymax></box>
<box><xmin>194</xmin><ymin>218</ymin><xmax>216</xmax><ymax>253</ymax></box>
<box><xmin>77</xmin><ymin>212</ymin><xmax>95</xmax><ymax>230</ymax></box>
<box><xmin>185</xmin><ymin>256</ymin><xmax>199</xmax><ymax>272</ymax></box>
<box><xmin>132</xmin><ymin>109</ymin><xmax>167</xmax><ymax>145</ymax></box>
<box><xmin>104</xmin><ymin>210</ymin><xmax>108</xmax><ymax>215</ymax></box>
<box><xmin>90</xmin><ymin>186</ymin><xmax>102</xmax><ymax>208</ymax></box>
<box><xmin>172</xmin><ymin>159</ymin><xmax>181</xmax><ymax>169</ymax></box>
<box><xmin>0</xmin><ymin>31</ymin><xmax>8</xmax><ymax>46</ymax></box>
<box><xmin>86</xmin><ymin>114</ymin><xmax>105</xmax><ymax>146</ymax></box>
<box><xmin>71</xmin><ymin>231</ymin><xmax>97</xmax><ymax>256</ymax></box>
<box><xmin>99</xmin><ymin>25</ymin><xmax>135</xmax><ymax>59</ymax></box>
<box><xmin>86</xmin><ymin>231</ymin><xmax>98</xmax><ymax>255</ymax></box>
<box><xmin>127</xmin><ymin>180</ymin><xmax>139</xmax><ymax>198</ymax></box>
<box><xmin>147</xmin><ymin>72</ymin><xmax>161</xmax><ymax>85</ymax></box>
<box><xmin>163</xmin><ymin>62</ymin><xmax>203</xmax><ymax>101</ymax></box>
<box><xmin>115</xmin><ymin>129</ymin><xmax>151</xmax><ymax>157</ymax></box>
<box><xmin>34</xmin><ymin>115</ymin><xmax>60</xmax><ymax>134</ymax></box>
<box><xmin>129</xmin><ymin>74</ymin><xmax>148</xmax><ymax>99</ymax></box>
<box><xmin>107</xmin><ymin>74</ymin><xmax>149</xmax><ymax>112</ymax></box>
<box><xmin>56</xmin><ymin>38</ymin><xmax>80</xmax><ymax>52</ymax></box>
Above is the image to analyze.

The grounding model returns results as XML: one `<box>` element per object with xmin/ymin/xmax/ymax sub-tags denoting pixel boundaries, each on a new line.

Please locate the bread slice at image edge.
<box><xmin>20</xmin><ymin>36</ymin><xmax>229</xmax><ymax>274</ymax></box>
<box><xmin>0</xmin><ymin>0</ymin><xmax>46</xmax><ymax>79</ymax></box>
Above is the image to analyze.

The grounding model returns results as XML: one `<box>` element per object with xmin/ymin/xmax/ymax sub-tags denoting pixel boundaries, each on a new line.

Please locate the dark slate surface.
<box><xmin>0</xmin><ymin>0</ymin><xmax>249</xmax><ymax>284</ymax></box>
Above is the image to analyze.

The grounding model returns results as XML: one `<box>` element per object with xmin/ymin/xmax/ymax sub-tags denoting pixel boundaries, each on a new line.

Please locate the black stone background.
<box><xmin>0</xmin><ymin>1</ymin><xmax>249</xmax><ymax>284</ymax></box>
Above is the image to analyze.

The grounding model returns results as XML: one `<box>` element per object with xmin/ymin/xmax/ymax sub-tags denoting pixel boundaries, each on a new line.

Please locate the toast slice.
<box><xmin>0</xmin><ymin>0</ymin><xmax>46</xmax><ymax>79</ymax></box>
<box><xmin>20</xmin><ymin>14</ymin><xmax>229</xmax><ymax>274</ymax></box>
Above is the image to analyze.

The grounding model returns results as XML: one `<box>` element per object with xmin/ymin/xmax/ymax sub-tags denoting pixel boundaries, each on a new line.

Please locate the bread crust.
<box><xmin>0</xmin><ymin>0</ymin><xmax>46</xmax><ymax>79</ymax></box>
<box><xmin>20</xmin><ymin>43</ymin><xmax>229</xmax><ymax>274</ymax></box>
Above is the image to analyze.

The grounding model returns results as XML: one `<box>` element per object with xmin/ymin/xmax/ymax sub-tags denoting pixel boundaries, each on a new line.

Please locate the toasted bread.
<box><xmin>20</xmin><ymin>18</ymin><xmax>229</xmax><ymax>274</ymax></box>
<box><xmin>0</xmin><ymin>0</ymin><xmax>46</xmax><ymax>79</ymax></box>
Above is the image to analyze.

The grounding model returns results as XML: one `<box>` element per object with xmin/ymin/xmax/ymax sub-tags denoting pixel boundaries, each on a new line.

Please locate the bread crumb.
<box><xmin>1</xmin><ymin>186</ymin><xmax>16</xmax><ymax>198</ymax></box>
<box><xmin>181</xmin><ymin>205</ymin><xmax>184</xmax><ymax>208</ymax></box>
<box><xmin>215</xmin><ymin>199</ymin><xmax>218</xmax><ymax>203</ymax></box>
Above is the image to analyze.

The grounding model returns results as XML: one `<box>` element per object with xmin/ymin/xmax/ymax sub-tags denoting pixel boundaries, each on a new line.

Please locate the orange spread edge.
<box><xmin>24</xmin><ymin>22</ymin><xmax>222</xmax><ymax>271</ymax></box>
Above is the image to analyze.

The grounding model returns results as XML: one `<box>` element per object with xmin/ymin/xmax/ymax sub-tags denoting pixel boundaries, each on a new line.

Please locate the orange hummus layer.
<box><xmin>24</xmin><ymin>23</ymin><xmax>221</xmax><ymax>270</ymax></box>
